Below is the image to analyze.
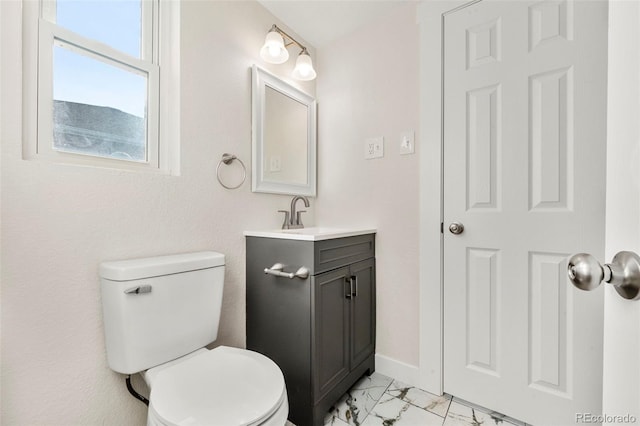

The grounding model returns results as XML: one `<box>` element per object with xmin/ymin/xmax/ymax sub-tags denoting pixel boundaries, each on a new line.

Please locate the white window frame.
<box><xmin>22</xmin><ymin>0</ymin><xmax>180</xmax><ymax>174</ymax></box>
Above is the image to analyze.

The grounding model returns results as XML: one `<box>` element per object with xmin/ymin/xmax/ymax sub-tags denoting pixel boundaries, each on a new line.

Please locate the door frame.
<box><xmin>603</xmin><ymin>0</ymin><xmax>640</xmax><ymax>417</ymax></box>
<box><xmin>417</xmin><ymin>0</ymin><xmax>481</xmax><ymax>395</ymax></box>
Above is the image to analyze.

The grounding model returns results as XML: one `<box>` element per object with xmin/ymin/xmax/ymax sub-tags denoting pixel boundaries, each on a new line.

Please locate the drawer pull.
<box><xmin>264</xmin><ymin>263</ymin><xmax>310</xmax><ymax>280</ymax></box>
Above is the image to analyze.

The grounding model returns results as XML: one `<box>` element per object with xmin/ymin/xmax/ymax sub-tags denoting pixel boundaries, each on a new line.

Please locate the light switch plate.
<box><xmin>400</xmin><ymin>131</ymin><xmax>415</xmax><ymax>155</ymax></box>
<box><xmin>365</xmin><ymin>137</ymin><xmax>384</xmax><ymax>159</ymax></box>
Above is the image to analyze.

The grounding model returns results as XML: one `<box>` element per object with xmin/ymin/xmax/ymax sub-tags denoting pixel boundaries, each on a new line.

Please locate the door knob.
<box><xmin>567</xmin><ymin>251</ymin><xmax>640</xmax><ymax>301</ymax></box>
<box><xmin>449</xmin><ymin>222</ymin><xmax>464</xmax><ymax>235</ymax></box>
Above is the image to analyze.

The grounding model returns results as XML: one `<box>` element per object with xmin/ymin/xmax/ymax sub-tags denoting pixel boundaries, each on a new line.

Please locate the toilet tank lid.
<box><xmin>100</xmin><ymin>251</ymin><xmax>225</xmax><ymax>282</ymax></box>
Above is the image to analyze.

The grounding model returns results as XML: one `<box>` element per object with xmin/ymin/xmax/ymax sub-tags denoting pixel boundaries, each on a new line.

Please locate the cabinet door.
<box><xmin>312</xmin><ymin>266</ymin><xmax>350</xmax><ymax>402</ymax></box>
<box><xmin>349</xmin><ymin>258</ymin><xmax>376</xmax><ymax>368</ymax></box>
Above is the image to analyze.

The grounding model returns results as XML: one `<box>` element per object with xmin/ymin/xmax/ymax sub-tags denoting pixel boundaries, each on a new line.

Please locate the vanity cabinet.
<box><xmin>246</xmin><ymin>233</ymin><xmax>376</xmax><ymax>426</ymax></box>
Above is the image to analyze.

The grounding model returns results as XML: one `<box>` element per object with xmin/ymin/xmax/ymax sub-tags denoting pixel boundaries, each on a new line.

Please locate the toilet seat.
<box><xmin>147</xmin><ymin>346</ymin><xmax>287</xmax><ymax>426</ymax></box>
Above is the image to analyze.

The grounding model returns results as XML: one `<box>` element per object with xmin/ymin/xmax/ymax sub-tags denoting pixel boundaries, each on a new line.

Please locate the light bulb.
<box><xmin>268</xmin><ymin>44</ymin><xmax>280</xmax><ymax>58</ymax></box>
<box><xmin>298</xmin><ymin>65</ymin><xmax>310</xmax><ymax>77</ymax></box>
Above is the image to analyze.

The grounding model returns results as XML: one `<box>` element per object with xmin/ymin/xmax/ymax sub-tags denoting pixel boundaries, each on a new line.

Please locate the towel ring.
<box><xmin>216</xmin><ymin>153</ymin><xmax>246</xmax><ymax>190</ymax></box>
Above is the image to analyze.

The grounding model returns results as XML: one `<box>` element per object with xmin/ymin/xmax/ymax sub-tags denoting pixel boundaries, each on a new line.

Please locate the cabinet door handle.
<box><xmin>351</xmin><ymin>276</ymin><xmax>358</xmax><ymax>298</ymax></box>
<box><xmin>344</xmin><ymin>276</ymin><xmax>357</xmax><ymax>299</ymax></box>
<box><xmin>345</xmin><ymin>277</ymin><xmax>353</xmax><ymax>299</ymax></box>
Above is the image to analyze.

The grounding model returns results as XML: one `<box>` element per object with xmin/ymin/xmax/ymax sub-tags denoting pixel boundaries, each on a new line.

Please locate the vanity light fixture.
<box><xmin>260</xmin><ymin>24</ymin><xmax>317</xmax><ymax>81</ymax></box>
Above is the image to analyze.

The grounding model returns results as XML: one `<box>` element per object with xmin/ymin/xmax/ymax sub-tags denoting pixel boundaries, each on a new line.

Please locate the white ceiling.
<box><xmin>256</xmin><ymin>1</ymin><xmax>416</xmax><ymax>48</ymax></box>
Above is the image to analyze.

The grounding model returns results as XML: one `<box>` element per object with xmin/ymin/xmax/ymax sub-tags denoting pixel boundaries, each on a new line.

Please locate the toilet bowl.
<box><xmin>144</xmin><ymin>347</ymin><xmax>288</xmax><ymax>426</ymax></box>
<box><xmin>99</xmin><ymin>252</ymin><xmax>289</xmax><ymax>426</ymax></box>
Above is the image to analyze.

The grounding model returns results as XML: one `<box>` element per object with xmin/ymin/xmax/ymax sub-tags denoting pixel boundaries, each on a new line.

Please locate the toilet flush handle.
<box><xmin>124</xmin><ymin>285</ymin><xmax>152</xmax><ymax>295</ymax></box>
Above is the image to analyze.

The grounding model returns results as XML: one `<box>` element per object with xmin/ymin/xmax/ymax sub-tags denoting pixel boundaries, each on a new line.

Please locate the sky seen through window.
<box><xmin>53</xmin><ymin>0</ymin><xmax>146</xmax><ymax>118</ymax></box>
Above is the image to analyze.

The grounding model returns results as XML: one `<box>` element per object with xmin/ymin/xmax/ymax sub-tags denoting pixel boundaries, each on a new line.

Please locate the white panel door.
<box><xmin>443</xmin><ymin>1</ymin><xmax>608</xmax><ymax>424</ymax></box>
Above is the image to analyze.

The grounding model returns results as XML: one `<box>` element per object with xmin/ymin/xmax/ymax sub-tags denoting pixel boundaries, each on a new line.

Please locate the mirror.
<box><xmin>252</xmin><ymin>65</ymin><xmax>317</xmax><ymax>196</ymax></box>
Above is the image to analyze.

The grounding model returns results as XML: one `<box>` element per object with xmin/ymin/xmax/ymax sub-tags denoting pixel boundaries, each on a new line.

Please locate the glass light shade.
<box><xmin>292</xmin><ymin>50</ymin><xmax>317</xmax><ymax>81</ymax></box>
<box><xmin>260</xmin><ymin>31</ymin><xmax>289</xmax><ymax>64</ymax></box>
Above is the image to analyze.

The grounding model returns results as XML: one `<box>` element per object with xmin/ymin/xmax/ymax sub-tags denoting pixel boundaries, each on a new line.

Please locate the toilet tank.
<box><xmin>99</xmin><ymin>251</ymin><xmax>225</xmax><ymax>375</ymax></box>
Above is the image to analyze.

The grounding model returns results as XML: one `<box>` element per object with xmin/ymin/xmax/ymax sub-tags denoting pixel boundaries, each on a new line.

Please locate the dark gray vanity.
<box><xmin>245</xmin><ymin>228</ymin><xmax>376</xmax><ymax>426</ymax></box>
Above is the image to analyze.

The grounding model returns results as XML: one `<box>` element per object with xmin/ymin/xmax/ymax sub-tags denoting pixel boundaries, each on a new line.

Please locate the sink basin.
<box><xmin>244</xmin><ymin>227</ymin><xmax>376</xmax><ymax>241</ymax></box>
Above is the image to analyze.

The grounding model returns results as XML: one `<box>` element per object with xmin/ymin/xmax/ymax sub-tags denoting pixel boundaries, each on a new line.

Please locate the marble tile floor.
<box><xmin>287</xmin><ymin>372</ymin><xmax>526</xmax><ymax>426</ymax></box>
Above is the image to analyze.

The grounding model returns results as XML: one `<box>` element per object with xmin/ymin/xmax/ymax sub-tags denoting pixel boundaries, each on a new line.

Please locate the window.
<box><xmin>23</xmin><ymin>0</ymin><xmax>180</xmax><ymax>173</ymax></box>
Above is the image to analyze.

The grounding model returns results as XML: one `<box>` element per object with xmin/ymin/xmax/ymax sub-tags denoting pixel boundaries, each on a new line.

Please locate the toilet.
<box><xmin>99</xmin><ymin>251</ymin><xmax>288</xmax><ymax>426</ymax></box>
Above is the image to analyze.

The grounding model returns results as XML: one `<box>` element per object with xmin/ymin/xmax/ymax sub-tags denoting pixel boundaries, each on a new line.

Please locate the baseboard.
<box><xmin>374</xmin><ymin>353</ymin><xmax>420</xmax><ymax>387</ymax></box>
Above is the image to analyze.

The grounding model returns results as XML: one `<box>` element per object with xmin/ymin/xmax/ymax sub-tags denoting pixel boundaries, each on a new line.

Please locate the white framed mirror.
<box><xmin>251</xmin><ymin>65</ymin><xmax>317</xmax><ymax>196</ymax></box>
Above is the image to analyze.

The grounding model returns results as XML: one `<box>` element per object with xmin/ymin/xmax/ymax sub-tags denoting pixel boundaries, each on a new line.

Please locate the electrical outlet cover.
<box><xmin>365</xmin><ymin>137</ymin><xmax>384</xmax><ymax>159</ymax></box>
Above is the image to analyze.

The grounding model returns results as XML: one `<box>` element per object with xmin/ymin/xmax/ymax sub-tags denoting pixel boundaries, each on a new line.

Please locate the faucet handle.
<box><xmin>295</xmin><ymin>210</ymin><xmax>306</xmax><ymax>227</ymax></box>
<box><xmin>278</xmin><ymin>210</ymin><xmax>291</xmax><ymax>229</ymax></box>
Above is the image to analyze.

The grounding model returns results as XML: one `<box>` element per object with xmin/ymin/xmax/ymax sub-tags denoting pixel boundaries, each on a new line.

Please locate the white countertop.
<box><xmin>243</xmin><ymin>227</ymin><xmax>377</xmax><ymax>241</ymax></box>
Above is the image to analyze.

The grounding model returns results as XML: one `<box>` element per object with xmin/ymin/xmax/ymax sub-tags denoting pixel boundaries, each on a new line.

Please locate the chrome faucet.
<box><xmin>279</xmin><ymin>195</ymin><xmax>310</xmax><ymax>229</ymax></box>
